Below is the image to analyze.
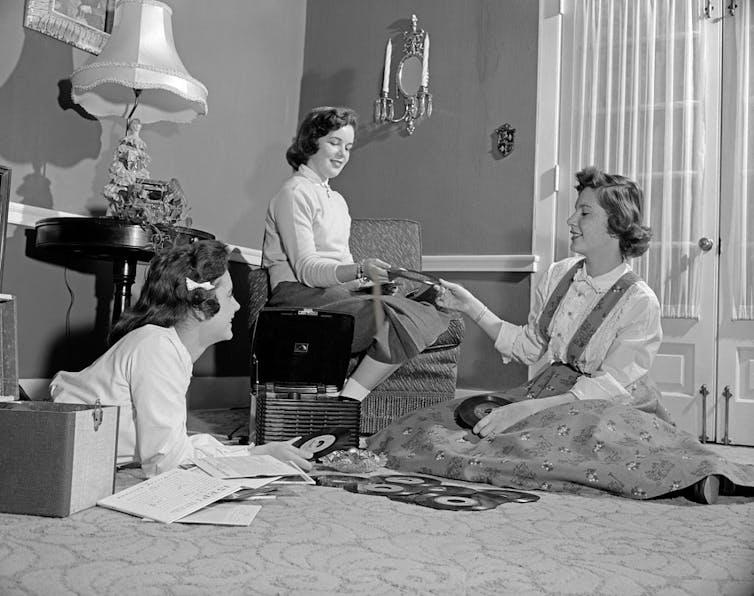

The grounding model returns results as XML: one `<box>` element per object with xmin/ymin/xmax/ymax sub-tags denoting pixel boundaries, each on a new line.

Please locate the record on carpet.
<box><xmin>343</xmin><ymin>481</ymin><xmax>425</xmax><ymax>497</ymax></box>
<box><xmin>478</xmin><ymin>488</ymin><xmax>541</xmax><ymax>503</ymax></box>
<box><xmin>454</xmin><ymin>393</ymin><xmax>514</xmax><ymax>429</ymax></box>
<box><xmin>422</xmin><ymin>484</ymin><xmax>478</xmax><ymax>497</ymax></box>
<box><xmin>411</xmin><ymin>492</ymin><xmax>501</xmax><ymax>511</ymax></box>
<box><xmin>293</xmin><ymin>427</ymin><xmax>351</xmax><ymax>460</ymax></box>
<box><xmin>371</xmin><ymin>474</ymin><xmax>442</xmax><ymax>487</ymax></box>
<box><xmin>314</xmin><ymin>474</ymin><xmax>370</xmax><ymax>488</ymax></box>
<box><xmin>386</xmin><ymin>492</ymin><xmax>423</xmax><ymax>504</ymax></box>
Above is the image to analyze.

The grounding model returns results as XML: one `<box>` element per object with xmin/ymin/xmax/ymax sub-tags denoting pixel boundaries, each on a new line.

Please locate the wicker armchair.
<box><xmin>248</xmin><ymin>218</ymin><xmax>464</xmax><ymax>434</ymax></box>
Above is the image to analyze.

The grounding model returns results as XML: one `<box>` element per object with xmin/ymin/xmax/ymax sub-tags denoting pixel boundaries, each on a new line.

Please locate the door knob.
<box><xmin>698</xmin><ymin>237</ymin><xmax>714</xmax><ymax>252</ymax></box>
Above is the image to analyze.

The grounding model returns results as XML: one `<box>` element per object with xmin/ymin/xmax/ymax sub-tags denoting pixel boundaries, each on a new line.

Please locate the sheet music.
<box><xmin>192</xmin><ymin>454</ymin><xmax>302</xmax><ymax>479</ymax></box>
<box><xmin>97</xmin><ymin>468</ymin><xmax>238</xmax><ymax>523</ymax></box>
<box><xmin>174</xmin><ymin>502</ymin><xmax>262</xmax><ymax>526</ymax></box>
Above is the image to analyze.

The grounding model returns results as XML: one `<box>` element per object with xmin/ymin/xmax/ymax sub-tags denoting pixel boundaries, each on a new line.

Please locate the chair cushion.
<box><xmin>349</xmin><ymin>219</ymin><xmax>422</xmax><ymax>270</ymax></box>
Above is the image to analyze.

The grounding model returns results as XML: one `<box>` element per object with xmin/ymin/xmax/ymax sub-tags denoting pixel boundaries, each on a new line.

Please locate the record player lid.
<box><xmin>251</xmin><ymin>308</ymin><xmax>354</xmax><ymax>391</ymax></box>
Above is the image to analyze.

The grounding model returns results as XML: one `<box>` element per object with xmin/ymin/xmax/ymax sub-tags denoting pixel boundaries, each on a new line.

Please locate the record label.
<box><xmin>412</xmin><ymin>492</ymin><xmax>501</xmax><ymax>511</ymax></box>
<box><xmin>293</xmin><ymin>427</ymin><xmax>350</xmax><ymax>459</ymax></box>
<box><xmin>344</xmin><ymin>482</ymin><xmax>424</xmax><ymax>497</ymax></box>
<box><xmin>455</xmin><ymin>394</ymin><xmax>514</xmax><ymax>429</ymax></box>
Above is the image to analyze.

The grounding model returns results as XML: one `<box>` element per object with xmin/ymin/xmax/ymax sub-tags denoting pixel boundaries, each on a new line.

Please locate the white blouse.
<box><xmin>493</xmin><ymin>256</ymin><xmax>662</xmax><ymax>401</ymax></box>
<box><xmin>51</xmin><ymin>325</ymin><xmax>245</xmax><ymax>477</ymax></box>
<box><xmin>262</xmin><ymin>164</ymin><xmax>355</xmax><ymax>290</ymax></box>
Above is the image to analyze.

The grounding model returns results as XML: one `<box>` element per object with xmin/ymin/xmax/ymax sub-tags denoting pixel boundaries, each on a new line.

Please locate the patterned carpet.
<box><xmin>1</xmin><ymin>409</ymin><xmax>753</xmax><ymax>596</ymax></box>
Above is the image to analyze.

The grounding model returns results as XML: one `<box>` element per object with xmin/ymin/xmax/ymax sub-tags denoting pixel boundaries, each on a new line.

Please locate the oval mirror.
<box><xmin>397</xmin><ymin>55</ymin><xmax>422</xmax><ymax>97</ymax></box>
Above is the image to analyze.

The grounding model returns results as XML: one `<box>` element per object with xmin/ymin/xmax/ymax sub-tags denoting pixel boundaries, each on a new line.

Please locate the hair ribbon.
<box><xmin>186</xmin><ymin>277</ymin><xmax>215</xmax><ymax>291</ymax></box>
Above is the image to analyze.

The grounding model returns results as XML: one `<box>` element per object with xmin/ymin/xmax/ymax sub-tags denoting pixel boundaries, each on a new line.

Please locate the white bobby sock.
<box><xmin>340</xmin><ymin>378</ymin><xmax>371</xmax><ymax>402</ymax></box>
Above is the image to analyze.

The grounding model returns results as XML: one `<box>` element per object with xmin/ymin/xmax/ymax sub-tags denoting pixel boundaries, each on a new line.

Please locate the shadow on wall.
<box><xmin>227</xmin><ymin>141</ymin><xmax>288</xmax><ymax>252</ymax></box>
<box><xmin>0</xmin><ymin>30</ymin><xmax>102</xmax><ymax>187</ymax></box>
<box><xmin>20</xmin><ymin>228</ymin><xmax>114</xmax><ymax>376</ymax></box>
<box><xmin>210</xmin><ymin>258</ymin><xmax>252</xmax><ymax>377</ymax></box>
<box><xmin>297</xmin><ymin>68</ymin><xmax>400</xmax><ymax>149</ymax></box>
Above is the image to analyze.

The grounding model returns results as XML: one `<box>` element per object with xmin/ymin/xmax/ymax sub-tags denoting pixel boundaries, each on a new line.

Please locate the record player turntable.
<box><xmin>251</xmin><ymin>307</ymin><xmax>360</xmax><ymax>447</ymax></box>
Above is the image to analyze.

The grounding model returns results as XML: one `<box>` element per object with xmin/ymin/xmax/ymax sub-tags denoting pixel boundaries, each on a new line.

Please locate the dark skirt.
<box><xmin>366</xmin><ymin>393</ymin><xmax>754</xmax><ymax>500</ymax></box>
<box><xmin>267</xmin><ymin>281</ymin><xmax>453</xmax><ymax>365</ymax></box>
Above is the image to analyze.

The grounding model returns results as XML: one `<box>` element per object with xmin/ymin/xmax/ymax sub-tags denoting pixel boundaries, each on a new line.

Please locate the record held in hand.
<box><xmin>454</xmin><ymin>394</ymin><xmax>514</xmax><ymax>429</ymax></box>
<box><xmin>343</xmin><ymin>481</ymin><xmax>425</xmax><ymax>497</ymax></box>
<box><xmin>412</xmin><ymin>492</ymin><xmax>501</xmax><ymax>511</ymax></box>
<box><xmin>315</xmin><ymin>474</ymin><xmax>369</xmax><ymax>488</ymax></box>
<box><xmin>387</xmin><ymin>267</ymin><xmax>441</xmax><ymax>286</ymax></box>
<box><xmin>293</xmin><ymin>427</ymin><xmax>350</xmax><ymax>460</ymax></box>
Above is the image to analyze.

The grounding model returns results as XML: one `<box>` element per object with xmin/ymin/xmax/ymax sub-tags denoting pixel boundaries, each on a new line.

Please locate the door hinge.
<box><xmin>553</xmin><ymin>164</ymin><xmax>560</xmax><ymax>193</ymax></box>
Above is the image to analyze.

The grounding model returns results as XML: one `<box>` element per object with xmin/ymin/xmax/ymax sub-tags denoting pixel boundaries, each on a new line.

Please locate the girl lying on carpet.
<box><xmin>51</xmin><ymin>239</ymin><xmax>313</xmax><ymax>476</ymax></box>
<box><xmin>367</xmin><ymin>166</ymin><xmax>754</xmax><ymax>504</ymax></box>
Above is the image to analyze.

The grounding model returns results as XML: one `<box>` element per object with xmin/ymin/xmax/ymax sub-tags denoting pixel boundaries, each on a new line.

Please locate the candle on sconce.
<box><xmin>421</xmin><ymin>32</ymin><xmax>430</xmax><ymax>87</ymax></box>
<box><xmin>382</xmin><ymin>38</ymin><xmax>392</xmax><ymax>94</ymax></box>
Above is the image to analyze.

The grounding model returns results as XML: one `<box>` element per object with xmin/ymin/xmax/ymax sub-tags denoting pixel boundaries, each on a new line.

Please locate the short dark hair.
<box><xmin>575</xmin><ymin>166</ymin><xmax>652</xmax><ymax>258</ymax></box>
<box><xmin>109</xmin><ymin>239</ymin><xmax>230</xmax><ymax>345</ymax></box>
<box><xmin>285</xmin><ymin>106</ymin><xmax>358</xmax><ymax>169</ymax></box>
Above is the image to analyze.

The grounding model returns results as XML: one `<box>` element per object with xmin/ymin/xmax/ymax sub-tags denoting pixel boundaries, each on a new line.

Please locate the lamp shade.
<box><xmin>70</xmin><ymin>0</ymin><xmax>208</xmax><ymax>124</ymax></box>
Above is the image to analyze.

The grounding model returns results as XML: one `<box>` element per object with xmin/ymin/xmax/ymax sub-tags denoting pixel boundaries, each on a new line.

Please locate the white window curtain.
<box><xmin>731</xmin><ymin>0</ymin><xmax>753</xmax><ymax>320</ymax></box>
<box><xmin>565</xmin><ymin>0</ymin><xmax>707</xmax><ymax>318</ymax></box>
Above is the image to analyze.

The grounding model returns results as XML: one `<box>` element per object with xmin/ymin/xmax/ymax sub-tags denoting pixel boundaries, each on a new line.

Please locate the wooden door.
<box><xmin>714</xmin><ymin>3</ymin><xmax>754</xmax><ymax>446</ymax></box>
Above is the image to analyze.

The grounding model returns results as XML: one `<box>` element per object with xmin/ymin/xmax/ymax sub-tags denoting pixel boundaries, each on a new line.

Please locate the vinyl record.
<box><xmin>478</xmin><ymin>488</ymin><xmax>541</xmax><ymax>503</ymax></box>
<box><xmin>412</xmin><ymin>492</ymin><xmax>501</xmax><ymax>511</ymax></box>
<box><xmin>314</xmin><ymin>474</ymin><xmax>369</xmax><ymax>488</ymax></box>
<box><xmin>293</xmin><ymin>427</ymin><xmax>351</xmax><ymax>459</ymax></box>
<box><xmin>422</xmin><ymin>484</ymin><xmax>478</xmax><ymax>497</ymax></box>
<box><xmin>343</xmin><ymin>481</ymin><xmax>425</xmax><ymax>497</ymax></box>
<box><xmin>454</xmin><ymin>394</ymin><xmax>514</xmax><ymax>429</ymax></box>
<box><xmin>386</xmin><ymin>493</ymin><xmax>422</xmax><ymax>504</ymax></box>
<box><xmin>372</xmin><ymin>475</ymin><xmax>442</xmax><ymax>487</ymax></box>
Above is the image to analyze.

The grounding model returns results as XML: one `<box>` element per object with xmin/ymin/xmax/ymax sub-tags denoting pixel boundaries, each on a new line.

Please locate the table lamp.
<box><xmin>70</xmin><ymin>0</ymin><xmax>208</xmax><ymax>226</ymax></box>
<box><xmin>34</xmin><ymin>0</ymin><xmax>213</xmax><ymax>325</ymax></box>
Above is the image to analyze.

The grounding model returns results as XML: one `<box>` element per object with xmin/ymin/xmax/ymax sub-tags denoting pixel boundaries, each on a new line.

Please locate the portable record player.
<box><xmin>251</xmin><ymin>307</ymin><xmax>360</xmax><ymax>446</ymax></box>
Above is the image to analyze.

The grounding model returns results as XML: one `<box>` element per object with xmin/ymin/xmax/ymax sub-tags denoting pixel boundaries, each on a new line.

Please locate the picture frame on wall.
<box><xmin>0</xmin><ymin>166</ymin><xmax>11</xmax><ymax>291</ymax></box>
<box><xmin>23</xmin><ymin>0</ymin><xmax>116</xmax><ymax>55</ymax></box>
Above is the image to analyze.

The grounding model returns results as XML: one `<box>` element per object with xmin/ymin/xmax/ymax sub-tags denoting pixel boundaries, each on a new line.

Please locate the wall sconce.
<box><xmin>373</xmin><ymin>14</ymin><xmax>432</xmax><ymax>135</ymax></box>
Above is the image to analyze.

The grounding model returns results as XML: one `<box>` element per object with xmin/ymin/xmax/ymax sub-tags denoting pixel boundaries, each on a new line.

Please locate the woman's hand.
<box><xmin>250</xmin><ymin>439</ymin><xmax>314</xmax><ymax>471</ymax></box>
<box><xmin>435</xmin><ymin>280</ymin><xmax>478</xmax><ymax>314</ymax></box>
<box><xmin>473</xmin><ymin>394</ymin><xmax>575</xmax><ymax>437</ymax></box>
<box><xmin>473</xmin><ymin>401</ymin><xmax>542</xmax><ymax>437</ymax></box>
<box><xmin>362</xmin><ymin>257</ymin><xmax>392</xmax><ymax>283</ymax></box>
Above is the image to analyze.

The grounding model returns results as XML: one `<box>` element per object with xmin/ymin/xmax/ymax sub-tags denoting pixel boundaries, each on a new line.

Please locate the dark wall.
<box><xmin>1</xmin><ymin>0</ymin><xmax>540</xmax><ymax>394</ymax></box>
<box><xmin>299</xmin><ymin>0</ymin><xmax>539</xmax><ymax>389</ymax></box>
